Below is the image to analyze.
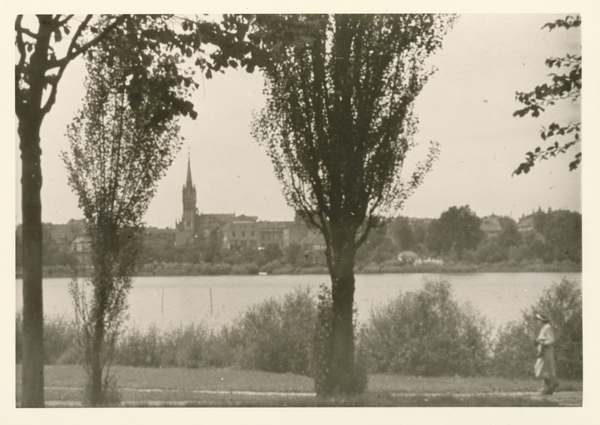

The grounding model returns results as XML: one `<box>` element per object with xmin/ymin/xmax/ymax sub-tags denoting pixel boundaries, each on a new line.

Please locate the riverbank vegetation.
<box><xmin>18</xmin><ymin>258</ymin><xmax>580</xmax><ymax>279</ymax></box>
<box><xmin>16</xmin><ymin>277</ymin><xmax>582</xmax><ymax>404</ymax></box>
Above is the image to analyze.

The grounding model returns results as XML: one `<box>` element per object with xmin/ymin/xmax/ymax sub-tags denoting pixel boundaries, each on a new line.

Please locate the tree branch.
<box><xmin>42</xmin><ymin>15</ymin><xmax>129</xmax><ymax>115</ymax></box>
<box><xmin>18</xmin><ymin>26</ymin><xmax>39</xmax><ymax>40</ymax></box>
<box><xmin>15</xmin><ymin>17</ymin><xmax>28</xmax><ymax>116</ymax></box>
<box><xmin>52</xmin><ymin>15</ymin><xmax>126</xmax><ymax>70</ymax></box>
<box><xmin>54</xmin><ymin>14</ymin><xmax>75</xmax><ymax>28</ymax></box>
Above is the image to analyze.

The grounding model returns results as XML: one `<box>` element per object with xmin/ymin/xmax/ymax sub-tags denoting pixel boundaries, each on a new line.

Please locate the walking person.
<box><xmin>534</xmin><ymin>313</ymin><xmax>559</xmax><ymax>395</ymax></box>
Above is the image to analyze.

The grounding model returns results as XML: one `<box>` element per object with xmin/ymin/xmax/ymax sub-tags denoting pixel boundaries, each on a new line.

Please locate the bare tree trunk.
<box><xmin>87</xmin><ymin>245</ymin><xmax>111</xmax><ymax>406</ymax></box>
<box><xmin>89</xmin><ymin>316</ymin><xmax>105</xmax><ymax>406</ymax></box>
<box><xmin>326</xmin><ymin>231</ymin><xmax>357</xmax><ymax>395</ymax></box>
<box><xmin>18</xmin><ymin>119</ymin><xmax>45</xmax><ymax>408</ymax></box>
<box><xmin>16</xmin><ymin>17</ymin><xmax>54</xmax><ymax>408</ymax></box>
<box><xmin>330</xmin><ymin>265</ymin><xmax>356</xmax><ymax>394</ymax></box>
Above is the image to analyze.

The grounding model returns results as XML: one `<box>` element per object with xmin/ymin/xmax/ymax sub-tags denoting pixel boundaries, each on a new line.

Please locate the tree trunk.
<box><xmin>87</xmin><ymin>244</ymin><xmax>110</xmax><ymax>406</ymax></box>
<box><xmin>89</xmin><ymin>315</ymin><xmax>105</xmax><ymax>406</ymax></box>
<box><xmin>18</xmin><ymin>118</ymin><xmax>45</xmax><ymax>408</ymax></box>
<box><xmin>326</xmin><ymin>232</ymin><xmax>357</xmax><ymax>395</ymax></box>
<box><xmin>17</xmin><ymin>16</ymin><xmax>53</xmax><ymax>408</ymax></box>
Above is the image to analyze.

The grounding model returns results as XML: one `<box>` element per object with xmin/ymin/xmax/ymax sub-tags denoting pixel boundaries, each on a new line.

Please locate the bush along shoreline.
<box><xmin>16</xmin><ymin>259</ymin><xmax>581</xmax><ymax>279</ymax></box>
<box><xmin>16</xmin><ymin>278</ymin><xmax>582</xmax><ymax>383</ymax></box>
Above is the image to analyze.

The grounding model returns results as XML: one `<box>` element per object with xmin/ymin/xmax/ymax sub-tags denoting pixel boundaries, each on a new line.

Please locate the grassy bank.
<box><xmin>16</xmin><ymin>365</ymin><xmax>577</xmax><ymax>407</ymax></box>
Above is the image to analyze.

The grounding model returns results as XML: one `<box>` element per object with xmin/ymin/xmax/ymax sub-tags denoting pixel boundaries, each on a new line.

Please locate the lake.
<box><xmin>15</xmin><ymin>273</ymin><xmax>581</xmax><ymax>331</ymax></box>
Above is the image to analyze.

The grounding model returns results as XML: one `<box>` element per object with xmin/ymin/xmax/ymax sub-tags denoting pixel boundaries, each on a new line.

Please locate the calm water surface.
<box><xmin>15</xmin><ymin>273</ymin><xmax>581</xmax><ymax>330</ymax></box>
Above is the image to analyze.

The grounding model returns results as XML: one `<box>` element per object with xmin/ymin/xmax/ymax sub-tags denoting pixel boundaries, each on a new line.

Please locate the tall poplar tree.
<box><xmin>251</xmin><ymin>14</ymin><xmax>455</xmax><ymax>395</ymax></box>
<box><xmin>61</xmin><ymin>30</ymin><xmax>185</xmax><ymax>405</ymax></box>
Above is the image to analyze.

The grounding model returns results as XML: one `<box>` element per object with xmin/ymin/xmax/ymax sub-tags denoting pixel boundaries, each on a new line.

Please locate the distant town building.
<box><xmin>174</xmin><ymin>154</ymin><xmax>237</xmax><ymax>246</ymax></box>
<box><xmin>517</xmin><ymin>215</ymin><xmax>536</xmax><ymax>233</ymax></box>
<box><xmin>283</xmin><ymin>212</ymin><xmax>310</xmax><ymax>247</ymax></box>
<box><xmin>144</xmin><ymin>227</ymin><xmax>176</xmax><ymax>248</ymax></box>
<box><xmin>397</xmin><ymin>250</ymin><xmax>420</xmax><ymax>265</ymax></box>
<box><xmin>70</xmin><ymin>234</ymin><xmax>92</xmax><ymax>270</ymax></box>
<box><xmin>175</xmin><ymin>154</ymin><xmax>295</xmax><ymax>249</ymax></box>
<box><xmin>480</xmin><ymin>215</ymin><xmax>502</xmax><ymax>237</ymax></box>
<box><xmin>47</xmin><ymin>218</ymin><xmax>87</xmax><ymax>250</ymax></box>
<box><xmin>301</xmin><ymin>231</ymin><xmax>327</xmax><ymax>252</ymax></box>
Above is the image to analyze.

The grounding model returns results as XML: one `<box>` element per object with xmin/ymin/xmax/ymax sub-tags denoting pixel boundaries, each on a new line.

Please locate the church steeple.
<box><xmin>185</xmin><ymin>152</ymin><xmax>193</xmax><ymax>188</ymax></box>
<box><xmin>182</xmin><ymin>151</ymin><xmax>197</xmax><ymax>231</ymax></box>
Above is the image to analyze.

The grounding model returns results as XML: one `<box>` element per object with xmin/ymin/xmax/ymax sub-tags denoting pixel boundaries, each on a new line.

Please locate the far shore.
<box><xmin>16</xmin><ymin>261</ymin><xmax>581</xmax><ymax>280</ymax></box>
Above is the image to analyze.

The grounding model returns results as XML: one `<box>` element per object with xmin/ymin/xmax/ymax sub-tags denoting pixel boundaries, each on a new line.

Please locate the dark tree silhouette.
<box><xmin>251</xmin><ymin>14</ymin><xmax>455</xmax><ymax>395</ymax></box>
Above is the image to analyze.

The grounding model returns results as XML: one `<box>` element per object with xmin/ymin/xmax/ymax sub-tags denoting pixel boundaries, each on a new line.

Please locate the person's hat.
<box><xmin>535</xmin><ymin>313</ymin><xmax>550</xmax><ymax>322</ymax></box>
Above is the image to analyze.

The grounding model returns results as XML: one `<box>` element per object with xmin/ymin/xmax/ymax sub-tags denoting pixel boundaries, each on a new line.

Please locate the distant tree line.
<box><xmin>355</xmin><ymin>206</ymin><xmax>581</xmax><ymax>267</ymax></box>
<box><xmin>19</xmin><ymin>206</ymin><xmax>580</xmax><ymax>276</ymax></box>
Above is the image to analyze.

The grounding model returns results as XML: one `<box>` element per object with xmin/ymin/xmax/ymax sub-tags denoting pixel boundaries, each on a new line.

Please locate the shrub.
<box><xmin>259</xmin><ymin>260</ymin><xmax>283</xmax><ymax>274</ymax></box>
<box><xmin>270</xmin><ymin>266</ymin><xmax>295</xmax><ymax>275</ymax></box>
<box><xmin>230</xmin><ymin>264</ymin><xmax>249</xmax><ymax>275</ymax></box>
<box><xmin>157</xmin><ymin>323</ymin><xmax>210</xmax><ymax>368</ymax></box>
<box><xmin>359</xmin><ymin>264</ymin><xmax>381</xmax><ymax>274</ymax></box>
<box><xmin>190</xmin><ymin>264</ymin><xmax>202</xmax><ymax>275</ymax></box>
<box><xmin>212</xmin><ymin>263</ymin><xmax>232</xmax><ymax>275</ymax></box>
<box><xmin>200</xmin><ymin>327</ymin><xmax>237</xmax><ymax>368</ymax></box>
<box><xmin>244</xmin><ymin>263</ymin><xmax>260</xmax><ymax>275</ymax></box>
<box><xmin>232</xmin><ymin>286</ymin><xmax>316</xmax><ymax>375</ymax></box>
<box><xmin>115</xmin><ymin>325</ymin><xmax>162</xmax><ymax>367</ymax></box>
<box><xmin>360</xmin><ymin>278</ymin><xmax>492</xmax><ymax>377</ymax></box>
<box><xmin>490</xmin><ymin>277</ymin><xmax>582</xmax><ymax>379</ymax></box>
<box><xmin>44</xmin><ymin>314</ymin><xmax>78</xmax><ymax>364</ymax></box>
<box><xmin>379</xmin><ymin>265</ymin><xmax>404</xmax><ymax>273</ymax></box>
<box><xmin>297</xmin><ymin>266</ymin><xmax>328</xmax><ymax>275</ymax></box>
<box><xmin>231</xmin><ymin>263</ymin><xmax>260</xmax><ymax>275</ymax></box>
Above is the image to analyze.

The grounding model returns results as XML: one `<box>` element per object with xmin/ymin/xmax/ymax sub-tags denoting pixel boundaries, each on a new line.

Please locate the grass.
<box><xmin>15</xmin><ymin>365</ymin><xmax>580</xmax><ymax>407</ymax></box>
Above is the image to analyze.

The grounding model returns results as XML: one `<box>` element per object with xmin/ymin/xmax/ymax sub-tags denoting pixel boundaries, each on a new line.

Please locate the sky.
<box><xmin>14</xmin><ymin>13</ymin><xmax>583</xmax><ymax>229</ymax></box>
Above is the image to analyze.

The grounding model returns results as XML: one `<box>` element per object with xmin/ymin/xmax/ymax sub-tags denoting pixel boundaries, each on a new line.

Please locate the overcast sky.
<box><xmin>14</xmin><ymin>13</ymin><xmax>583</xmax><ymax>228</ymax></box>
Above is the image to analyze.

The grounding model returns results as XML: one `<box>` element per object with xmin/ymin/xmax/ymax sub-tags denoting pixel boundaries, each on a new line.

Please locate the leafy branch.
<box><xmin>512</xmin><ymin>15</ymin><xmax>581</xmax><ymax>175</ymax></box>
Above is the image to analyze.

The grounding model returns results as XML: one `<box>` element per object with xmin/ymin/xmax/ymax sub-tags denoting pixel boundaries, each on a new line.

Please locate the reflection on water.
<box><xmin>15</xmin><ymin>273</ymin><xmax>581</xmax><ymax>331</ymax></box>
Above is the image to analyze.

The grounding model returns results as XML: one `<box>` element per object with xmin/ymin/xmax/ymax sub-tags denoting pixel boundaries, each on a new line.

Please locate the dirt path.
<box><xmin>510</xmin><ymin>390</ymin><xmax>583</xmax><ymax>407</ymax></box>
<box><xmin>394</xmin><ymin>391</ymin><xmax>583</xmax><ymax>407</ymax></box>
<box><xmin>40</xmin><ymin>388</ymin><xmax>583</xmax><ymax>407</ymax></box>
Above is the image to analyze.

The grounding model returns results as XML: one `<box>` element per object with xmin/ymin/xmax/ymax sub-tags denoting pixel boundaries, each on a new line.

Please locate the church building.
<box><xmin>174</xmin><ymin>154</ymin><xmax>236</xmax><ymax>245</ymax></box>
<box><xmin>174</xmin><ymin>153</ymin><xmax>298</xmax><ymax>250</ymax></box>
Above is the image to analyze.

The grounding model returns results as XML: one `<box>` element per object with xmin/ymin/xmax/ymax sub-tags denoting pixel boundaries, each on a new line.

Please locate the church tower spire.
<box><xmin>186</xmin><ymin>151</ymin><xmax>193</xmax><ymax>188</ymax></box>
<box><xmin>182</xmin><ymin>151</ymin><xmax>197</xmax><ymax>231</ymax></box>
